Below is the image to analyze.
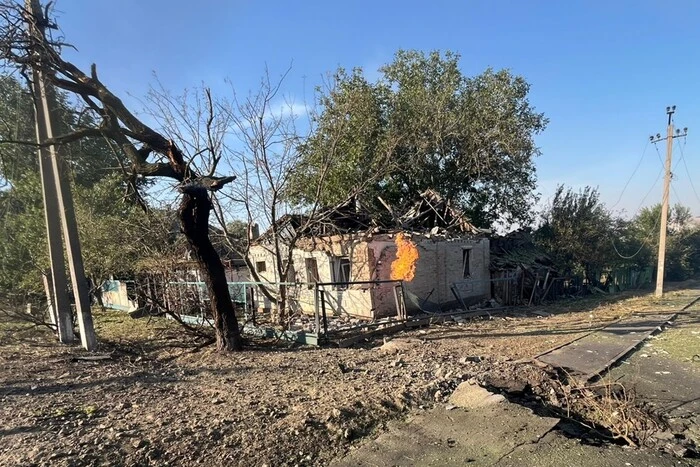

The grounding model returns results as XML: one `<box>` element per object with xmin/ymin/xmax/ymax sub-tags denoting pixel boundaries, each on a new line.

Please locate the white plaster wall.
<box><xmin>248</xmin><ymin>242</ymin><xmax>378</xmax><ymax>318</ymax></box>
<box><xmin>248</xmin><ymin>235</ymin><xmax>490</xmax><ymax>318</ymax></box>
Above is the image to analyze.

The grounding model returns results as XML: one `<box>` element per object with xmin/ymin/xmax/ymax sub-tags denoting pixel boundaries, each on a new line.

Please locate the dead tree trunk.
<box><xmin>0</xmin><ymin>0</ymin><xmax>245</xmax><ymax>350</ymax></box>
<box><xmin>180</xmin><ymin>186</ymin><xmax>243</xmax><ymax>351</ymax></box>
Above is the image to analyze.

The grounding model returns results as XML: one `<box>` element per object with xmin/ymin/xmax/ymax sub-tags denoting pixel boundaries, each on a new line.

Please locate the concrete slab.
<box><xmin>611</xmin><ymin>352</ymin><xmax>700</xmax><ymax>417</ymax></box>
<box><xmin>497</xmin><ymin>429</ymin><xmax>688</xmax><ymax>467</ymax></box>
<box><xmin>330</xmin><ymin>399</ymin><xmax>686</xmax><ymax>467</ymax></box>
<box><xmin>537</xmin><ymin>313</ymin><xmax>675</xmax><ymax>380</ymax></box>
<box><xmin>607</xmin><ymin>313</ymin><xmax>700</xmax><ymax>447</ymax></box>
<box><xmin>330</xmin><ymin>402</ymin><xmax>560</xmax><ymax>467</ymax></box>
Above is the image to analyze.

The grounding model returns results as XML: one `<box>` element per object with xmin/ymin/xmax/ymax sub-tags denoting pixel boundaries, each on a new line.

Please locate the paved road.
<box><xmin>608</xmin><ymin>311</ymin><xmax>700</xmax><ymax>449</ymax></box>
<box><xmin>537</xmin><ymin>313</ymin><xmax>676</xmax><ymax>380</ymax></box>
<box><xmin>331</xmin><ymin>308</ymin><xmax>700</xmax><ymax>466</ymax></box>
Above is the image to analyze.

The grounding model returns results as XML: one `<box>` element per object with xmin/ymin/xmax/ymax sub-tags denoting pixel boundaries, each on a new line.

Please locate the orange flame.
<box><xmin>390</xmin><ymin>233</ymin><xmax>419</xmax><ymax>281</ymax></box>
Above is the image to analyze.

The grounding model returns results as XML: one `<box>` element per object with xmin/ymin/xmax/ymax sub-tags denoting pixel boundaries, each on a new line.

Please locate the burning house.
<box><xmin>248</xmin><ymin>190</ymin><xmax>491</xmax><ymax>319</ymax></box>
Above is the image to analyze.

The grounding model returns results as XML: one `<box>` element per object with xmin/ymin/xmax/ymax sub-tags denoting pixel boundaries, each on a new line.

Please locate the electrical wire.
<box><xmin>676</xmin><ymin>138</ymin><xmax>700</xmax><ymax>205</ymax></box>
<box><xmin>610</xmin><ymin>140</ymin><xmax>649</xmax><ymax>210</ymax></box>
<box><xmin>652</xmin><ymin>141</ymin><xmax>683</xmax><ymax>209</ymax></box>
<box><xmin>632</xmin><ymin>167</ymin><xmax>663</xmax><ymax>215</ymax></box>
<box><xmin>654</xmin><ymin>143</ymin><xmax>665</xmax><ymax>168</ymax></box>
<box><xmin>611</xmin><ymin>187</ymin><xmax>667</xmax><ymax>259</ymax></box>
<box><xmin>612</xmin><ymin>119</ymin><xmax>690</xmax><ymax>260</ymax></box>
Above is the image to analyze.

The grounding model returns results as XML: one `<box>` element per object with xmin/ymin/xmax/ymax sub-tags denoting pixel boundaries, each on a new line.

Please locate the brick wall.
<box><xmin>368</xmin><ymin>235</ymin><xmax>490</xmax><ymax>314</ymax></box>
<box><xmin>247</xmin><ymin>234</ymin><xmax>490</xmax><ymax>319</ymax></box>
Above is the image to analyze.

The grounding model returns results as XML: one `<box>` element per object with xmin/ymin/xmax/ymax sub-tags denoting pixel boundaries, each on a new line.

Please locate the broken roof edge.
<box><xmin>252</xmin><ymin>189</ymin><xmax>490</xmax><ymax>246</ymax></box>
<box><xmin>392</xmin><ymin>189</ymin><xmax>484</xmax><ymax>235</ymax></box>
<box><xmin>274</xmin><ymin>228</ymin><xmax>490</xmax><ymax>253</ymax></box>
<box><xmin>368</xmin><ymin>228</ymin><xmax>489</xmax><ymax>241</ymax></box>
<box><xmin>489</xmin><ymin>229</ymin><xmax>555</xmax><ymax>273</ymax></box>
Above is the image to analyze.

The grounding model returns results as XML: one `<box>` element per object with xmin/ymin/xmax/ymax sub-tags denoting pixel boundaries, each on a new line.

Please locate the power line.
<box><xmin>650</xmin><ymin>106</ymin><xmax>687</xmax><ymax>297</ymax></box>
<box><xmin>670</xmin><ymin>176</ymin><xmax>683</xmax><ymax>205</ymax></box>
<box><xmin>653</xmin><ymin>142</ymin><xmax>665</xmax><ymax>168</ymax></box>
<box><xmin>633</xmin><ymin>167</ymin><xmax>663</xmax><ymax>215</ymax></box>
<box><xmin>653</xmin><ymin>141</ymin><xmax>683</xmax><ymax>207</ymax></box>
<box><xmin>653</xmin><ymin>141</ymin><xmax>685</xmax><ymax>172</ymax></box>
<box><xmin>613</xmin><ymin>107</ymin><xmax>685</xmax><ymax>262</ymax></box>
<box><xmin>610</xmin><ymin>140</ymin><xmax>650</xmax><ymax>209</ymax></box>
<box><xmin>611</xmin><ymin>187</ymin><xmax>667</xmax><ymax>260</ymax></box>
<box><xmin>675</xmin><ymin>138</ymin><xmax>700</xmax><ymax>205</ymax></box>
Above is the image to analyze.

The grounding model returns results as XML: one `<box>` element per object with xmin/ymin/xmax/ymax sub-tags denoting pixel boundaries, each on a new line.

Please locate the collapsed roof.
<box><xmin>395</xmin><ymin>189</ymin><xmax>481</xmax><ymax>235</ymax></box>
<box><xmin>490</xmin><ymin>229</ymin><xmax>553</xmax><ymax>272</ymax></box>
<box><xmin>255</xmin><ymin>189</ymin><xmax>484</xmax><ymax>244</ymax></box>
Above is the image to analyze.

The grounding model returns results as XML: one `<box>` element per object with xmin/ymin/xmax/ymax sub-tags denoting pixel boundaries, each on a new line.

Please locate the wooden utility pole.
<box><xmin>27</xmin><ymin>0</ymin><xmax>96</xmax><ymax>349</ymax></box>
<box><xmin>651</xmin><ymin>106</ymin><xmax>688</xmax><ymax>297</ymax></box>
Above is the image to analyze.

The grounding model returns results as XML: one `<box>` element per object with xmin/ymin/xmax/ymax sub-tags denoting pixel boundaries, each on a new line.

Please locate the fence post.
<box><xmin>528</xmin><ymin>273</ymin><xmax>539</xmax><ymax>307</ymax></box>
<box><xmin>314</xmin><ymin>284</ymin><xmax>320</xmax><ymax>334</ymax></box>
<box><xmin>42</xmin><ymin>271</ymin><xmax>57</xmax><ymax>326</ymax></box>
<box><xmin>320</xmin><ymin>291</ymin><xmax>328</xmax><ymax>336</ymax></box>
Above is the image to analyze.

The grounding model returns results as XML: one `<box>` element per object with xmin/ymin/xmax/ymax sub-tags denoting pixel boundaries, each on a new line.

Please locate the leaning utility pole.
<box><xmin>650</xmin><ymin>105</ymin><xmax>688</xmax><ymax>297</ymax></box>
<box><xmin>26</xmin><ymin>0</ymin><xmax>96</xmax><ymax>350</ymax></box>
<box><xmin>32</xmin><ymin>74</ymin><xmax>73</xmax><ymax>343</ymax></box>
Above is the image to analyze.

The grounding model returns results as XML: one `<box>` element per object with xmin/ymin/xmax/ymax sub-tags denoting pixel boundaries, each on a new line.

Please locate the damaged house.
<box><xmin>249</xmin><ymin>190</ymin><xmax>491</xmax><ymax>319</ymax></box>
<box><xmin>489</xmin><ymin>229</ymin><xmax>557</xmax><ymax>306</ymax></box>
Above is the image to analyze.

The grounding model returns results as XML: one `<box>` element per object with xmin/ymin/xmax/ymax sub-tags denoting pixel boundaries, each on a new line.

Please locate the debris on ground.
<box><xmin>0</xmin><ymin>285</ymin><xmax>698</xmax><ymax>466</ymax></box>
<box><xmin>448</xmin><ymin>381</ymin><xmax>506</xmax><ymax>409</ymax></box>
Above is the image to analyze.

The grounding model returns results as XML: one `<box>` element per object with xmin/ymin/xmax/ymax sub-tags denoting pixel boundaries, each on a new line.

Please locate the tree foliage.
<box><xmin>0</xmin><ymin>75</ymin><xmax>125</xmax><ymax>188</ymax></box>
<box><xmin>628</xmin><ymin>203</ymin><xmax>699</xmax><ymax>281</ymax></box>
<box><xmin>535</xmin><ymin>185</ymin><xmax>614</xmax><ymax>282</ymax></box>
<box><xmin>0</xmin><ymin>76</ymin><xmax>168</xmax><ymax>300</ymax></box>
<box><xmin>535</xmin><ymin>184</ymin><xmax>700</xmax><ymax>284</ymax></box>
<box><xmin>290</xmin><ymin>50</ymin><xmax>548</xmax><ymax>227</ymax></box>
<box><xmin>0</xmin><ymin>2</ymin><xmax>243</xmax><ymax>350</ymax></box>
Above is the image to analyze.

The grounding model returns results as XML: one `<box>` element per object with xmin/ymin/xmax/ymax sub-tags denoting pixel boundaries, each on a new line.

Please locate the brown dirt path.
<box><xmin>0</xmin><ymin>283</ymin><xmax>697</xmax><ymax>466</ymax></box>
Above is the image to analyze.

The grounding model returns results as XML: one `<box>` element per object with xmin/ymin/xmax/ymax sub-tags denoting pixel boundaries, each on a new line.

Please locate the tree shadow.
<box><xmin>0</xmin><ymin>425</ymin><xmax>43</xmax><ymax>436</ymax></box>
<box><xmin>337</xmin><ymin>287</ymin><xmax>700</xmax><ymax>350</ymax></box>
<box><xmin>0</xmin><ymin>361</ymin><xmax>252</xmax><ymax>397</ymax></box>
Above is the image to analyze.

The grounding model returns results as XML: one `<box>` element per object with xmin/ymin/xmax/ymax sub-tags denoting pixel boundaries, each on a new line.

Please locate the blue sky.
<box><xmin>54</xmin><ymin>0</ymin><xmax>700</xmax><ymax>218</ymax></box>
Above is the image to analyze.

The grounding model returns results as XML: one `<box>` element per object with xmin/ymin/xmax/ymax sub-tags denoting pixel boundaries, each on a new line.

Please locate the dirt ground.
<box><xmin>1</xmin><ymin>282</ymin><xmax>698</xmax><ymax>466</ymax></box>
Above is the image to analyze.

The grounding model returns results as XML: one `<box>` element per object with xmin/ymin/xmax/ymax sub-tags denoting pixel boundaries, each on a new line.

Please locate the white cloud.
<box><xmin>268</xmin><ymin>101</ymin><xmax>309</xmax><ymax>121</ymax></box>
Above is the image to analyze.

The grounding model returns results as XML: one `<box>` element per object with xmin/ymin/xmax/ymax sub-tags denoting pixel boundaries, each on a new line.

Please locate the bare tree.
<box><xmin>211</xmin><ymin>70</ymin><xmax>400</xmax><ymax>325</ymax></box>
<box><xmin>0</xmin><ymin>1</ymin><xmax>242</xmax><ymax>350</ymax></box>
<box><xmin>139</xmin><ymin>66</ymin><xmax>399</xmax><ymax>326</ymax></box>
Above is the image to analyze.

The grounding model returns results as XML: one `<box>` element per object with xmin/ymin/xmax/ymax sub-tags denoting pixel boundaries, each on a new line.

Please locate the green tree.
<box><xmin>0</xmin><ymin>75</ymin><xmax>125</xmax><ymax>188</ymax></box>
<box><xmin>0</xmin><ymin>173</ymin><xmax>47</xmax><ymax>297</ymax></box>
<box><xmin>536</xmin><ymin>185</ymin><xmax>614</xmax><ymax>283</ymax></box>
<box><xmin>0</xmin><ymin>76</ymin><xmax>161</xmax><ymax>303</ymax></box>
<box><xmin>1</xmin><ymin>3</ymin><xmax>243</xmax><ymax>350</ymax></box>
<box><xmin>290</xmin><ymin>50</ymin><xmax>548</xmax><ymax>227</ymax></box>
<box><xmin>629</xmin><ymin>203</ymin><xmax>699</xmax><ymax>281</ymax></box>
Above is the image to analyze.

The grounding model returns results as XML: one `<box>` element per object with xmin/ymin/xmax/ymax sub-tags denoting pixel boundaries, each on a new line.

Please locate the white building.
<box><xmin>249</xmin><ymin>191</ymin><xmax>491</xmax><ymax>319</ymax></box>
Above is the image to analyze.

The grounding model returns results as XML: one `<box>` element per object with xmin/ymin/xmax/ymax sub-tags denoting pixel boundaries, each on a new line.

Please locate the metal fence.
<box><xmin>146</xmin><ymin>279</ymin><xmax>407</xmax><ymax>336</ymax></box>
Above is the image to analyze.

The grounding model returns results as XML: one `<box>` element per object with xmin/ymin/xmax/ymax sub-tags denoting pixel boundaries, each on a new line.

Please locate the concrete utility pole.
<box><xmin>650</xmin><ymin>106</ymin><xmax>688</xmax><ymax>298</ymax></box>
<box><xmin>32</xmin><ymin>76</ymin><xmax>73</xmax><ymax>342</ymax></box>
<box><xmin>27</xmin><ymin>0</ymin><xmax>96</xmax><ymax>349</ymax></box>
